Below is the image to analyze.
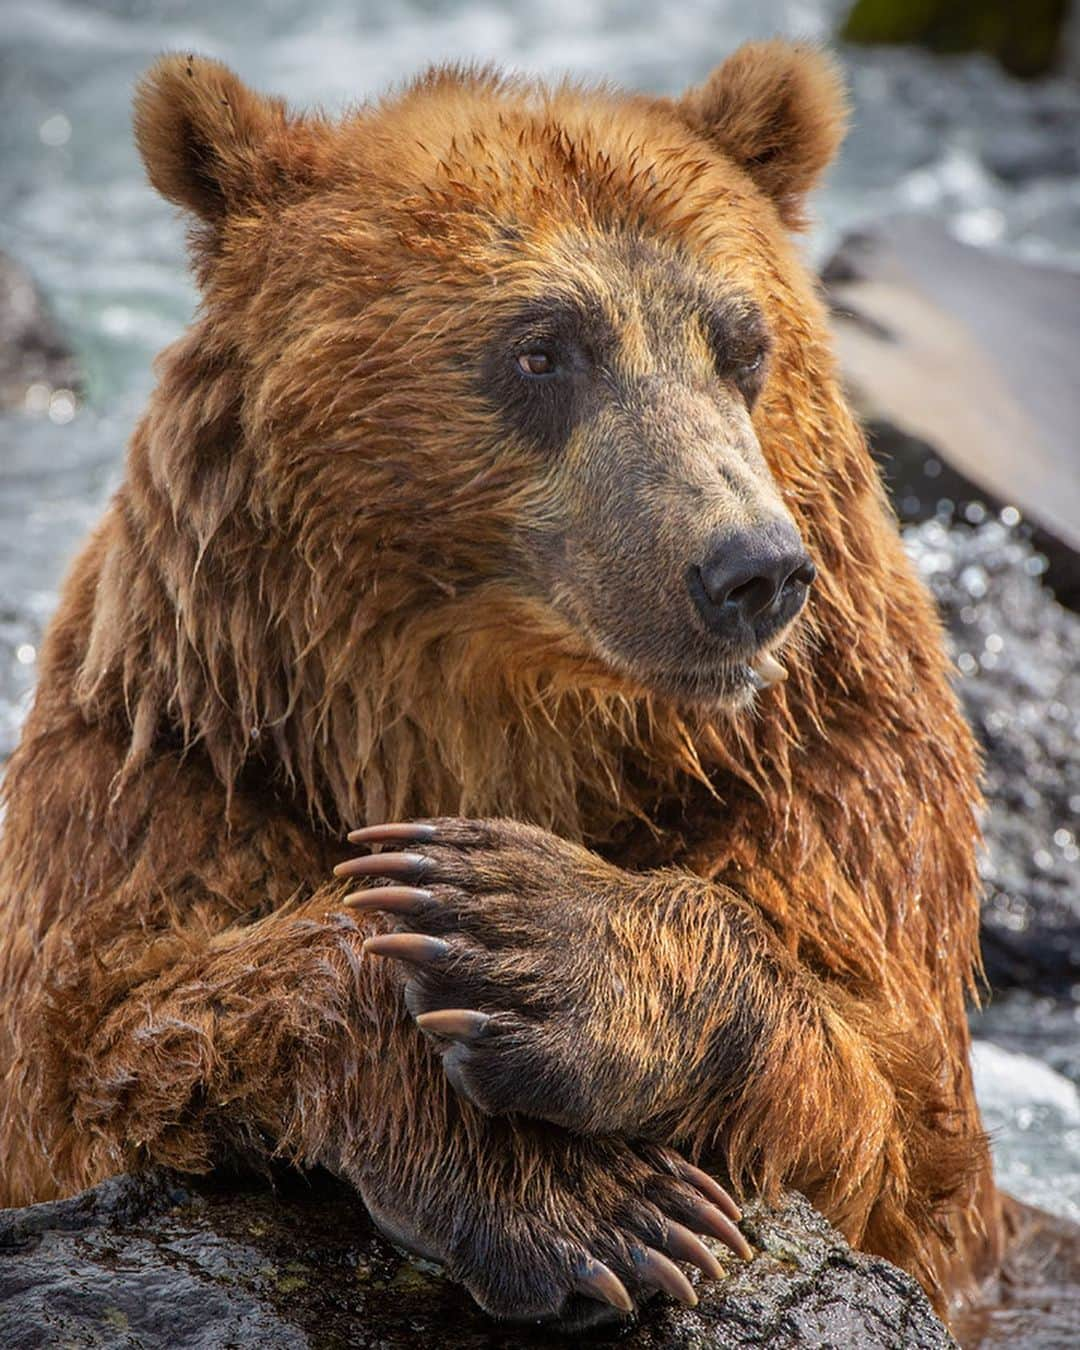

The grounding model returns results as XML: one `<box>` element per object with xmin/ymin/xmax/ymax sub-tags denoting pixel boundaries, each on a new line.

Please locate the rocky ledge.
<box><xmin>825</xmin><ymin>216</ymin><xmax>1080</xmax><ymax>609</ymax></box>
<box><xmin>0</xmin><ymin>1167</ymin><xmax>954</xmax><ymax>1350</ymax></box>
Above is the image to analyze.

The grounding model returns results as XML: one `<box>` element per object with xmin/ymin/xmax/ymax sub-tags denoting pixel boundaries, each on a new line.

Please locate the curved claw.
<box><xmin>682</xmin><ymin>1196</ymin><xmax>753</xmax><ymax>1262</ymax></box>
<box><xmin>344</xmin><ymin>885</ymin><xmax>433</xmax><ymax>915</ymax></box>
<box><xmin>633</xmin><ymin>1247</ymin><xmax>697</xmax><ymax>1306</ymax></box>
<box><xmin>573</xmin><ymin>1259</ymin><xmax>634</xmax><ymax>1314</ymax></box>
<box><xmin>663</xmin><ymin>1221</ymin><xmax>724</xmax><ymax>1280</ymax></box>
<box><xmin>415</xmin><ymin>1009</ymin><xmax>491</xmax><ymax>1042</ymax></box>
<box><xmin>362</xmin><ymin>933</ymin><xmax>450</xmax><ymax>964</ymax></box>
<box><xmin>347</xmin><ymin>822</ymin><xmax>439</xmax><ymax>847</ymax></box>
<box><xmin>334</xmin><ymin>851</ymin><xmax>434</xmax><ymax>881</ymax></box>
<box><xmin>674</xmin><ymin>1160</ymin><xmax>742</xmax><ymax>1222</ymax></box>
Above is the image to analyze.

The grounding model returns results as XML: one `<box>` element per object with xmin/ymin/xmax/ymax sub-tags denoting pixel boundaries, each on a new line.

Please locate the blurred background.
<box><xmin>1</xmin><ymin>0</ymin><xmax>1077</xmax><ymax>1246</ymax></box>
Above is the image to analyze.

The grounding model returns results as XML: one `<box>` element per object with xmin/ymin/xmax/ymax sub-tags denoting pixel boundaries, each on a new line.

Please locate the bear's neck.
<box><xmin>72</xmin><ymin>500</ymin><xmax>716</xmax><ymax>841</ymax></box>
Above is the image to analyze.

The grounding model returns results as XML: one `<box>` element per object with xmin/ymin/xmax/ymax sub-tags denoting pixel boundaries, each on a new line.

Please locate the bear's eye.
<box><xmin>516</xmin><ymin>349</ymin><xmax>556</xmax><ymax>378</ymax></box>
<box><xmin>718</xmin><ymin>342</ymin><xmax>770</xmax><ymax>406</ymax></box>
<box><xmin>731</xmin><ymin>348</ymin><xmax>768</xmax><ymax>407</ymax></box>
<box><xmin>702</xmin><ymin>301</ymin><xmax>771</xmax><ymax>406</ymax></box>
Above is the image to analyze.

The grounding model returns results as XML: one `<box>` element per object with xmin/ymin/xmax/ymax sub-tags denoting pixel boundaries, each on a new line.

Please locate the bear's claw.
<box><xmin>681</xmin><ymin>1199</ymin><xmax>753</xmax><ymax>1261</ymax></box>
<box><xmin>415</xmin><ymin>1008</ymin><xmax>492</xmax><ymax>1042</ymax></box>
<box><xmin>633</xmin><ymin>1246</ymin><xmax>698</xmax><ymax>1305</ymax></box>
<box><xmin>334</xmin><ymin>850</ymin><xmax>434</xmax><ymax>881</ymax></box>
<box><xmin>346</xmin><ymin>822</ymin><xmax>440</xmax><ymax>846</ymax></box>
<box><xmin>573</xmin><ymin>1259</ymin><xmax>634</xmax><ymax>1312</ymax></box>
<box><xmin>344</xmin><ymin>884</ymin><xmax>432</xmax><ymax>915</ymax></box>
<box><xmin>664</xmin><ymin>1221</ymin><xmax>725</xmax><ymax>1279</ymax></box>
<box><xmin>362</xmin><ymin>932</ymin><xmax>450</xmax><ymax>964</ymax></box>
<box><xmin>675</xmin><ymin>1159</ymin><xmax>743</xmax><ymax>1221</ymax></box>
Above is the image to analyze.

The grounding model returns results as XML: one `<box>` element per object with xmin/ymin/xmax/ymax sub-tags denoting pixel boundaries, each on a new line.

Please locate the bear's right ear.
<box><xmin>675</xmin><ymin>41</ymin><xmax>848</xmax><ymax>230</ymax></box>
<box><xmin>134</xmin><ymin>54</ymin><xmax>308</xmax><ymax>222</ymax></box>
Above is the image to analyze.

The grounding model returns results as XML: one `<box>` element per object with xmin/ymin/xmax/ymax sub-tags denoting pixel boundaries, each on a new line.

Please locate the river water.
<box><xmin>1</xmin><ymin>0</ymin><xmax>1077</xmax><ymax>1266</ymax></box>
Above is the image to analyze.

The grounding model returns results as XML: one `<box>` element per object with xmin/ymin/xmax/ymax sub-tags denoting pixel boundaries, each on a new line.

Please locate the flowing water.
<box><xmin>1</xmin><ymin>0</ymin><xmax>1078</xmax><ymax>1288</ymax></box>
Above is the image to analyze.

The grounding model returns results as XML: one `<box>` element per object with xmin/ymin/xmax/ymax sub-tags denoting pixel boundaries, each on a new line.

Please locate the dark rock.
<box><xmin>866</xmin><ymin>418</ymin><xmax>1080</xmax><ymax>612</ymax></box>
<box><xmin>0</xmin><ymin>250</ymin><xmax>81</xmax><ymax>414</ymax></box>
<box><xmin>0</xmin><ymin>1166</ymin><xmax>955</xmax><ymax>1349</ymax></box>
<box><xmin>905</xmin><ymin>519</ymin><xmax>1080</xmax><ymax>997</ymax></box>
<box><xmin>824</xmin><ymin>217</ymin><xmax>1080</xmax><ymax>610</ymax></box>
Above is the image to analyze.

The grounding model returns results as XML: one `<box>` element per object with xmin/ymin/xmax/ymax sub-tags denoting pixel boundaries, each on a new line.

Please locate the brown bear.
<box><xmin>0</xmin><ymin>41</ymin><xmax>1003</xmax><ymax>1330</ymax></box>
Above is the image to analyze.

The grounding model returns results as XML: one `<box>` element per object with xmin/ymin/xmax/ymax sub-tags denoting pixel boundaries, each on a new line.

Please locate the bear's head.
<box><xmin>115</xmin><ymin>45</ymin><xmax>880</xmax><ymax>827</ymax></box>
<box><xmin>132</xmin><ymin>44</ymin><xmax>848</xmax><ymax>720</ymax></box>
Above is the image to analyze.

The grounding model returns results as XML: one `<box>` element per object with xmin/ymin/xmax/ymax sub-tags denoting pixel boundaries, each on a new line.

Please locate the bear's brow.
<box><xmin>496</xmin><ymin>276</ymin><xmax>764</xmax><ymax>366</ymax></box>
<box><xmin>605</xmin><ymin>239</ymin><xmax>767</xmax><ymax>342</ymax></box>
<box><xmin>699</xmin><ymin>291</ymin><xmax>770</xmax><ymax>361</ymax></box>
<box><xmin>503</xmin><ymin>293</ymin><xmax>615</xmax><ymax>361</ymax></box>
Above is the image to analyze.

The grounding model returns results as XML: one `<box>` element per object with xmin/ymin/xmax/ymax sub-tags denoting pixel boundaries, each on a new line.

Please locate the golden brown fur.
<box><xmin>0</xmin><ymin>41</ymin><xmax>1002</xmax><ymax>1327</ymax></box>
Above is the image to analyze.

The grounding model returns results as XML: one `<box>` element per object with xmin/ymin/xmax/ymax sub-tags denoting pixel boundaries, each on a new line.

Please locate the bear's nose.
<box><xmin>691</xmin><ymin>524</ymin><xmax>815</xmax><ymax>634</ymax></box>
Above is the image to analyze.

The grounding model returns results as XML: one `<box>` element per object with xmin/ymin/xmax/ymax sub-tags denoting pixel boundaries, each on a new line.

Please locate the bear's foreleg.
<box><xmin>33</xmin><ymin>892</ymin><xmax>749</xmax><ymax>1322</ymax></box>
<box><xmin>1</xmin><ymin>797</ymin><xmax>748</xmax><ymax>1322</ymax></box>
<box><xmin>340</xmin><ymin>816</ymin><xmax>943</xmax><ymax>1285</ymax></box>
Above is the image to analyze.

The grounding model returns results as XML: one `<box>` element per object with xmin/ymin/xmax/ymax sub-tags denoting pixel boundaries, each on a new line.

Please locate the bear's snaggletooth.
<box><xmin>751</xmin><ymin>653</ymin><xmax>787</xmax><ymax>687</ymax></box>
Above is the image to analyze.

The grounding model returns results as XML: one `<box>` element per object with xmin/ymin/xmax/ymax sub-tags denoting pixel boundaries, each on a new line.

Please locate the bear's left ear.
<box><xmin>676</xmin><ymin>41</ymin><xmax>848</xmax><ymax>230</ymax></box>
<box><xmin>134</xmin><ymin>53</ymin><xmax>320</xmax><ymax>223</ymax></box>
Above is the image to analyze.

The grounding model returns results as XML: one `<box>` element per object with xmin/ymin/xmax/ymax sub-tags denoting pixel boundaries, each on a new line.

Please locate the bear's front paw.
<box><xmin>334</xmin><ymin>817</ymin><xmax>660</xmax><ymax>1137</ymax></box>
<box><xmin>356</xmin><ymin>1131</ymin><xmax>750</xmax><ymax>1327</ymax></box>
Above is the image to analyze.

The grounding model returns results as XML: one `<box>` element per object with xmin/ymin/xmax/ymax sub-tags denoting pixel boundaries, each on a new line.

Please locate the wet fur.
<box><xmin>0</xmin><ymin>42</ymin><xmax>1000</xmax><ymax>1324</ymax></box>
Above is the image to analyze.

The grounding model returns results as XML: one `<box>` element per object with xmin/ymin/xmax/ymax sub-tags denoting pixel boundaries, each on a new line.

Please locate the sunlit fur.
<box><xmin>0</xmin><ymin>43</ymin><xmax>1000</xmax><ymax>1325</ymax></box>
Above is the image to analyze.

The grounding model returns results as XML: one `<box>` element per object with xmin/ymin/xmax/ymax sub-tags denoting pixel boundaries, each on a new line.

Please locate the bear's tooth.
<box><xmin>750</xmin><ymin>653</ymin><xmax>787</xmax><ymax>687</ymax></box>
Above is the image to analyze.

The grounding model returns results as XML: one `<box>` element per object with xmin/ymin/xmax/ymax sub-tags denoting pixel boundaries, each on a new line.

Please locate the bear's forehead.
<box><xmin>314</xmin><ymin>90</ymin><xmax>775</xmax><ymax>328</ymax></box>
<box><xmin>343</xmin><ymin>70</ymin><xmax>767</xmax><ymax>251</ymax></box>
<box><xmin>285</xmin><ymin>71</ymin><xmax>788</xmax><ymax>358</ymax></box>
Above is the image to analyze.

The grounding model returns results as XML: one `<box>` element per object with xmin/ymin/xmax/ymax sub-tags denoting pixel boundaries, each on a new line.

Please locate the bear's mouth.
<box><xmin>712</xmin><ymin>651</ymin><xmax>788</xmax><ymax>706</ymax></box>
<box><xmin>548</xmin><ymin>596</ymin><xmax>799</xmax><ymax>709</ymax></box>
<box><xmin>612</xmin><ymin>646</ymin><xmax>792</xmax><ymax>709</ymax></box>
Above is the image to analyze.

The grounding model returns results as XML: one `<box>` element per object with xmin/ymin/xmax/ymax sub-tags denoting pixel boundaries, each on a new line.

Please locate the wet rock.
<box><xmin>825</xmin><ymin>218</ymin><xmax>1080</xmax><ymax>608</ymax></box>
<box><xmin>951</xmin><ymin>1198</ymin><xmax>1080</xmax><ymax>1349</ymax></box>
<box><xmin>0</xmin><ymin>250</ymin><xmax>81</xmax><ymax>415</ymax></box>
<box><xmin>860</xmin><ymin>419</ymin><xmax>1080</xmax><ymax>613</ymax></box>
<box><xmin>905</xmin><ymin>518</ymin><xmax>1080</xmax><ymax>996</ymax></box>
<box><xmin>0</xmin><ymin>1166</ymin><xmax>955</xmax><ymax>1349</ymax></box>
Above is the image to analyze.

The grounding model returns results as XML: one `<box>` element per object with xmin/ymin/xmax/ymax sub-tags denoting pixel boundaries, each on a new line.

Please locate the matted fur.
<box><xmin>0</xmin><ymin>42</ymin><xmax>1000</xmax><ymax>1325</ymax></box>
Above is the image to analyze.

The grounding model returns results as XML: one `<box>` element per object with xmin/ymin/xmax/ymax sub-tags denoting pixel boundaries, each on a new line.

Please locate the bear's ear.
<box><xmin>676</xmin><ymin>41</ymin><xmax>848</xmax><ymax>230</ymax></box>
<box><xmin>134</xmin><ymin>54</ymin><xmax>301</xmax><ymax>221</ymax></box>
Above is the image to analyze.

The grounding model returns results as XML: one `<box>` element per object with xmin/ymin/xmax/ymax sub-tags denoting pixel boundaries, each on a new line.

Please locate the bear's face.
<box><xmin>470</xmin><ymin>226</ymin><xmax>808</xmax><ymax>706</ymax></box>
<box><xmin>135</xmin><ymin>43</ymin><xmax>846</xmax><ymax>711</ymax></box>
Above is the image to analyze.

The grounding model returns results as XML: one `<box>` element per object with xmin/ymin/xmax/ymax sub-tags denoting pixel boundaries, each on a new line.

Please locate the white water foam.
<box><xmin>972</xmin><ymin>1039</ymin><xmax>1080</xmax><ymax>1223</ymax></box>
